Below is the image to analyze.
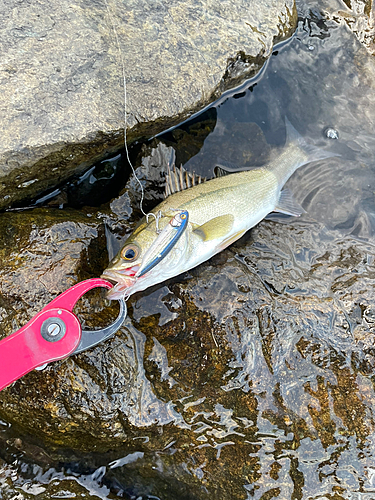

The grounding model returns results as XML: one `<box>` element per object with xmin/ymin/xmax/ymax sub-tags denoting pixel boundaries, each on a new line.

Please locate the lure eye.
<box><xmin>180</xmin><ymin>213</ymin><xmax>187</xmax><ymax>220</ymax></box>
<box><xmin>121</xmin><ymin>244</ymin><xmax>140</xmax><ymax>261</ymax></box>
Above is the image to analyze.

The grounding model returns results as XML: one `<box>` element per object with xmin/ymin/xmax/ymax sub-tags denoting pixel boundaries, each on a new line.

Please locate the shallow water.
<box><xmin>1</xmin><ymin>1</ymin><xmax>375</xmax><ymax>499</ymax></box>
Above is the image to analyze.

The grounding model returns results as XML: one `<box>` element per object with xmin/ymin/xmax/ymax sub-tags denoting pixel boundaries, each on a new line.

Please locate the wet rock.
<box><xmin>0</xmin><ymin>207</ymin><xmax>120</xmax><ymax>344</ymax></box>
<box><xmin>0</xmin><ymin>0</ymin><xmax>297</xmax><ymax>209</ymax></box>
<box><xmin>1</xmin><ymin>211</ymin><xmax>375</xmax><ymax>498</ymax></box>
<box><xmin>296</xmin><ymin>0</ymin><xmax>375</xmax><ymax>56</ymax></box>
<box><xmin>0</xmin><ymin>459</ymin><xmax>116</xmax><ymax>499</ymax></box>
<box><xmin>334</xmin><ymin>0</ymin><xmax>375</xmax><ymax>55</ymax></box>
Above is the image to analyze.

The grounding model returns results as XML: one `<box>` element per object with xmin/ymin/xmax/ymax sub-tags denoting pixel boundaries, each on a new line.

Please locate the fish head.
<box><xmin>101</xmin><ymin>210</ymin><xmax>192</xmax><ymax>299</ymax></box>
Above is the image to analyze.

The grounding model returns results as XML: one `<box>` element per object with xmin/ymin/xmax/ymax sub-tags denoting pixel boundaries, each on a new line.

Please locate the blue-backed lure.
<box><xmin>136</xmin><ymin>210</ymin><xmax>189</xmax><ymax>277</ymax></box>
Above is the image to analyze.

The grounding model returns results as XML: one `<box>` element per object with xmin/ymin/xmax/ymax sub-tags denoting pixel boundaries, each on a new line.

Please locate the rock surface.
<box><xmin>0</xmin><ymin>0</ymin><xmax>297</xmax><ymax>209</ymax></box>
<box><xmin>333</xmin><ymin>0</ymin><xmax>375</xmax><ymax>55</ymax></box>
<box><xmin>0</xmin><ymin>207</ymin><xmax>122</xmax><ymax>346</ymax></box>
<box><xmin>1</xmin><ymin>207</ymin><xmax>375</xmax><ymax>499</ymax></box>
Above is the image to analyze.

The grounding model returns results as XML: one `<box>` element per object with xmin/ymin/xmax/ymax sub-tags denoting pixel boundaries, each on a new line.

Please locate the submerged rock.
<box><xmin>1</xmin><ymin>208</ymin><xmax>375</xmax><ymax>498</ymax></box>
<box><xmin>0</xmin><ymin>0</ymin><xmax>297</xmax><ymax>209</ymax></box>
<box><xmin>0</xmin><ymin>207</ymin><xmax>122</xmax><ymax>354</ymax></box>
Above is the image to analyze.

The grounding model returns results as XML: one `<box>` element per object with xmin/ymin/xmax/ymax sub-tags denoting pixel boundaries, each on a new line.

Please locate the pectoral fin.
<box><xmin>274</xmin><ymin>189</ymin><xmax>305</xmax><ymax>217</ymax></box>
<box><xmin>193</xmin><ymin>214</ymin><xmax>234</xmax><ymax>241</ymax></box>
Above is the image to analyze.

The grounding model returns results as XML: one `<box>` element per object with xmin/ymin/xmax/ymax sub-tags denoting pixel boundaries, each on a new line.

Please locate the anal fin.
<box><xmin>274</xmin><ymin>189</ymin><xmax>305</xmax><ymax>217</ymax></box>
<box><xmin>217</xmin><ymin>229</ymin><xmax>246</xmax><ymax>251</ymax></box>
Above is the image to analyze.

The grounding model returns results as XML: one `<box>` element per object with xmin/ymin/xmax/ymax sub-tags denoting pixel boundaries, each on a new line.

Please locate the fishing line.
<box><xmin>103</xmin><ymin>0</ymin><xmax>150</xmax><ymax>219</ymax></box>
<box><xmin>103</xmin><ymin>1</ymin><xmax>180</xmax><ymax>237</ymax></box>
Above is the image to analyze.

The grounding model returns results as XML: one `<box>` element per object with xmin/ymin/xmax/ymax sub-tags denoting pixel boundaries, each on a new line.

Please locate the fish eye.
<box><xmin>121</xmin><ymin>244</ymin><xmax>140</xmax><ymax>261</ymax></box>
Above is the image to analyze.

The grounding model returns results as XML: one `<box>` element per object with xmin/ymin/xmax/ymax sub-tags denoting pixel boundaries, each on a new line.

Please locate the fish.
<box><xmin>102</xmin><ymin>119</ymin><xmax>338</xmax><ymax>299</ymax></box>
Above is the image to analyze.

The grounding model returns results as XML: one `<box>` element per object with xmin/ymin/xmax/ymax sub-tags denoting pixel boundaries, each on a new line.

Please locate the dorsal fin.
<box><xmin>165</xmin><ymin>164</ymin><xmax>205</xmax><ymax>197</ymax></box>
<box><xmin>214</xmin><ymin>158</ymin><xmax>261</xmax><ymax>177</ymax></box>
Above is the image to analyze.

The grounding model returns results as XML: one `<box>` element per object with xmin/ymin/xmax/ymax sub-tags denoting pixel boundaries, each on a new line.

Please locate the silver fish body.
<box><xmin>102</xmin><ymin>120</ymin><xmax>337</xmax><ymax>299</ymax></box>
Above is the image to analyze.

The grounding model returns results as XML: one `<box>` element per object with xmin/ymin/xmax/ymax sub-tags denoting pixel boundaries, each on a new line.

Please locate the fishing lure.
<box><xmin>136</xmin><ymin>210</ymin><xmax>189</xmax><ymax>277</ymax></box>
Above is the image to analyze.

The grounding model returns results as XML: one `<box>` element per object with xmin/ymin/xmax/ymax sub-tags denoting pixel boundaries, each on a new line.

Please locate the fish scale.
<box><xmin>172</xmin><ymin>170</ymin><xmax>279</xmax><ymax>226</ymax></box>
<box><xmin>102</xmin><ymin>120</ymin><xmax>338</xmax><ymax>299</ymax></box>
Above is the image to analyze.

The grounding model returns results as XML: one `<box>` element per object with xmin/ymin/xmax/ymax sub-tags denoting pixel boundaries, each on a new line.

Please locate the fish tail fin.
<box><xmin>286</xmin><ymin>117</ymin><xmax>339</xmax><ymax>163</ymax></box>
<box><xmin>271</xmin><ymin>118</ymin><xmax>339</xmax><ymax>186</ymax></box>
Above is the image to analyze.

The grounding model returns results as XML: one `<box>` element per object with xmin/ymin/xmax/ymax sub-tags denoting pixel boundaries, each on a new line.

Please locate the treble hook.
<box><xmin>146</xmin><ymin>210</ymin><xmax>162</xmax><ymax>234</ymax></box>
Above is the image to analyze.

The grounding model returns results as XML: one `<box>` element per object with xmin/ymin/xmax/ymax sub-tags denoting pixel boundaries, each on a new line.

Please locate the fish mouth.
<box><xmin>101</xmin><ymin>266</ymin><xmax>139</xmax><ymax>299</ymax></box>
